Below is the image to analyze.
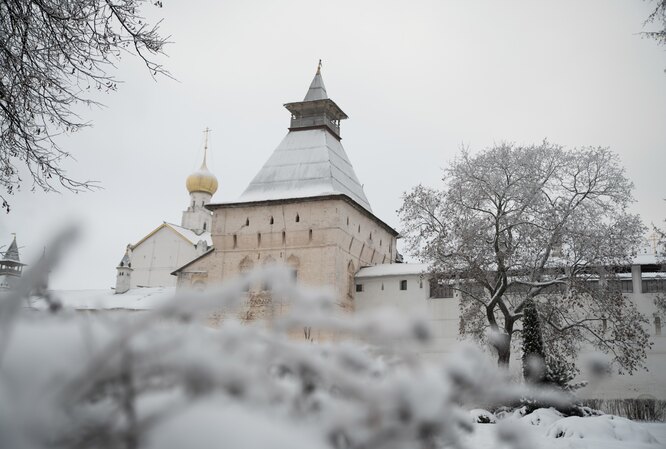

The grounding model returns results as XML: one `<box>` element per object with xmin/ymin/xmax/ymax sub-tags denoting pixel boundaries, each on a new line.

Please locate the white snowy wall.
<box><xmin>130</xmin><ymin>227</ymin><xmax>200</xmax><ymax>288</ymax></box>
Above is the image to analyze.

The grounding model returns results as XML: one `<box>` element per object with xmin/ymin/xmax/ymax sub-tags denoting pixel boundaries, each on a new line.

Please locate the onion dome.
<box><xmin>186</xmin><ymin>130</ymin><xmax>218</xmax><ymax>196</ymax></box>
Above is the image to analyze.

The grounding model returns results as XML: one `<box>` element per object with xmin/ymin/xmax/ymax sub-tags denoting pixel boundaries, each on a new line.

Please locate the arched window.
<box><xmin>309</xmin><ymin>229</ymin><xmax>313</xmax><ymax>243</ymax></box>
<box><xmin>270</xmin><ymin>216</ymin><xmax>274</xmax><ymax>225</ymax></box>
<box><xmin>257</xmin><ymin>233</ymin><xmax>261</xmax><ymax>247</ymax></box>
<box><xmin>245</xmin><ymin>217</ymin><xmax>250</xmax><ymax>226</ymax></box>
<box><xmin>282</xmin><ymin>231</ymin><xmax>286</xmax><ymax>245</ymax></box>
<box><xmin>295</xmin><ymin>214</ymin><xmax>300</xmax><ymax>223</ymax></box>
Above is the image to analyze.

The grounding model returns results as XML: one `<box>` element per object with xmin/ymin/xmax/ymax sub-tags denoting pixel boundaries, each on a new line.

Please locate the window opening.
<box><xmin>400</xmin><ymin>280</ymin><xmax>407</xmax><ymax>291</ymax></box>
<box><xmin>355</xmin><ymin>284</ymin><xmax>363</xmax><ymax>293</ymax></box>
<box><xmin>656</xmin><ymin>316</ymin><xmax>662</xmax><ymax>336</ymax></box>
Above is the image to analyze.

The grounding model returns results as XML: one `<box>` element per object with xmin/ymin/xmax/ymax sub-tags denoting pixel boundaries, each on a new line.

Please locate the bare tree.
<box><xmin>642</xmin><ymin>0</ymin><xmax>666</xmax><ymax>49</ymax></box>
<box><xmin>0</xmin><ymin>0</ymin><xmax>170</xmax><ymax>212</ymax></box>
<box><xmin>399</xmin><ymin>142</ymin><xmax>650</xmax><ymax>373</ymax></box>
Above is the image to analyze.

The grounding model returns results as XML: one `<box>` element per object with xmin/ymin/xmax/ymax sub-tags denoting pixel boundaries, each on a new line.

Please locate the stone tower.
<box><xmin>174</xmin><ymin>64</ymin><xmax>399</xmax><ymax>315</ymax></box>
<box><xmin>0</xmin><ymin>235</ymin><xmax>25</xmax><ymax>291</ymax></box>
<box><xmin>115</xmin><ymin>246</ymin><xmax>133</xmax><ymax>294</ymax></box>
<box><xmin>182</xmin><ymin>129</ymin><xmax>218</xmax><ymax>234</ymax></box>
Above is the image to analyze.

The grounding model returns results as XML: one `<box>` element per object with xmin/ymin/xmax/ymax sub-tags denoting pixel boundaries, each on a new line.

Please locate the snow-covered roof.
<box><xmin>238</xmin><ymin>129</ymin><xmax>372</xmax><ymax>212</ymax></box>
<box><xmin>29</xmin><ymin>287</ymin><xmax>174</xmax><ymax>311</ymax></box>
<box><xmin>303</xmin><ymin>69</ymin><xmax>327</xmax><ymax>101</ymax></box>
<box><xmin>356</xmin><ymin>263</ymin><xmax>429</xmax><ymax>279</ymax></box>
<box><xmin>1</xmin><ymin>236</ymin><xmax>21</xmax><ymax>264</ymax></box>
<box><xmin>166</xmin><ymin>223</ymin><xmax>212</xmax><ymax>247</ymax></box>
<box><xmin>132</xmin><ymin>223</ymin><xmax>212</xmax><ymax>250</ymax></box>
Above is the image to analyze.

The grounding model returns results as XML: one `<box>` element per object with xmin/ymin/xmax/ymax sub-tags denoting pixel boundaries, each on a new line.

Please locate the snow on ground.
<box><xmin>463</xmin><ymin>414</ymin><xmax>666</xmax><ymax>449</ymax></box>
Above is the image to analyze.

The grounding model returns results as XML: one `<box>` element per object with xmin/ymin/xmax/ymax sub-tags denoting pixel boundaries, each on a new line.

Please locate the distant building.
<box><xmin>0</xmin><ymin>235</ymin><xmax>24</xmax><ymax>291</ymax></box>
<box><xmin>172</xmin><ymin>65</ymin><xmax>399</xmax><ymax>315</ymax></box>
<box><xmin>354</xmin><ymin>243</ymin><xmax>666</xmax><ymax>399</ymax></box>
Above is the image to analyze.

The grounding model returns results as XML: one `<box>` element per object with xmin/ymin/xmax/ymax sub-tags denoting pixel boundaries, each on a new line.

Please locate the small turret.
<box><xmin>115</xmin><ymin>245</ymin><xmax>133</xmax><ymax>294</ymax></box>
<box><xmin>0</xmin><ymin>235</ymin><xmax>25</xmax><ymax>291</ymax></box>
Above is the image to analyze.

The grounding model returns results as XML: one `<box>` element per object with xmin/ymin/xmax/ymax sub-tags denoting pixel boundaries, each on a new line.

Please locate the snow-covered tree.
<box><xmin>0</xmin><ymin>0</ymin><xmax>169</xmax><ymax>212</ymax></box>
<box><xmin>399</xmin><ymin>142</ymin><xmax>649</xmax><ymax>373</ymax></box>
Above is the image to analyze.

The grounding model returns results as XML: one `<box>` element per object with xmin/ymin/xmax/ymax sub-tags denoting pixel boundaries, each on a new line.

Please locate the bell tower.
<box><xmin>182</xmin><ymin>128</ymin><xmax>218</xmax><ymax>234</ymax></box>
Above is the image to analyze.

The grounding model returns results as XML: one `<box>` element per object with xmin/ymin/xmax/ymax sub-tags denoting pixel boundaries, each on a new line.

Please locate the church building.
<box><xmin>173</xmin><ymin>65</ymin><xmax>399</xmax><ymax>311</ymax></box>
<box><xmin>114</xmin><ymin>138</ymin><xmax>218</xmax><ymax>293</ymax></box>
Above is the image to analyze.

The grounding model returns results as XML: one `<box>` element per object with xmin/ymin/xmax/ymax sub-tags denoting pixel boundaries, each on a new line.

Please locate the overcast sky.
<box><xmin>2</xmin><ymin>0</ymin><xmax>665</xmax><ymax>290</ymax></box>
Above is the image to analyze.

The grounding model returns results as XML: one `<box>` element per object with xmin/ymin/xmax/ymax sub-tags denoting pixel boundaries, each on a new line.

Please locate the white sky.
<box><xmin>2</xmin><ymin>0</ymin><xmax>665</xmax><ymax>290</ymax></box>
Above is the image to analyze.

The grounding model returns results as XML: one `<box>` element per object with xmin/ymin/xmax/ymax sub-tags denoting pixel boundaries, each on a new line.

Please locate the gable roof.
<box><xmin>131</xmin><ymin>222</ymin><xmax>212</xmax><ymax>250</ymax></box>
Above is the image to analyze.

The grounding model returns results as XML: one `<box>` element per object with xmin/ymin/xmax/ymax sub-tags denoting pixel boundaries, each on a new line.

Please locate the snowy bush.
<box><xmin>469</xmin><ymin>409</ymin><xmax>496</xmax><ymax>424</ymax></box>
<box><xmin>546</xmin><ymin>415</ymin><xmax>658</xmax><ymax>443</ymax></box>
<box><xmin>2</xmin><ymin>228</ymin><xmax>655</xmax><ymax>449</ymax></box>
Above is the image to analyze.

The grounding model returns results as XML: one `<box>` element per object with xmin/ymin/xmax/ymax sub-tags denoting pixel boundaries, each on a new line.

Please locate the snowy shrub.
<box><xmin>469</xmin><ymin>409</ymin><xmax>496</xmax><ymax>424</ymax></box>
<box><xmin>0</xmin><ymin>228</ymin><xmax>610</xmax><ymax>449</ymax></box>
<box><xmin>519</xmin><ymin>408</ymin><xmax>563</xmax><ymax>428</ymax></box>
<box><xmin>546</xmin><ymin>415</ymin><xmax>658</xmax><ymax>443</ymax></box>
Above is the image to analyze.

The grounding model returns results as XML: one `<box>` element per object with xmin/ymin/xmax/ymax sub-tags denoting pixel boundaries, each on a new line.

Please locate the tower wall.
<box><xmin>182</xmin><ymin>191</ymin><xmax>213</xmax><ymax>233</ymax></box>
<box><xmin>177</xmin><ymin>196</ymin><xmax>398</xmax><ymax>312</ymax></box>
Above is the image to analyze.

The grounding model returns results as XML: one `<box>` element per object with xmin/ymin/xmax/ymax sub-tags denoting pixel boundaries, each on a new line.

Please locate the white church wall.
<box><xmin>131</xmin><ymin>227</ymin><xmax>200</xmax><ymax>288</ymax></box>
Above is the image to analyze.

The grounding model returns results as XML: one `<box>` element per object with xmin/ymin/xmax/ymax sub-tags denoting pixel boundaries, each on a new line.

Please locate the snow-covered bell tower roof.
<box><xmin>237</xmin><ymin>63</ymin><xmax>372</xmax><ymax>212</ymax></box>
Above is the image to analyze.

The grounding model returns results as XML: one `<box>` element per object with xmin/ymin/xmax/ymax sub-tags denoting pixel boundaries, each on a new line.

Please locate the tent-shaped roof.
<box><xmin>1</xmin><ymin>236</ymin><xmax>21</xmax><ymax>264</ymax></box>
<box><xmin>237</xmin><ymin>68</ymin><xmax>372</xmax><ymax>212</ymax></box>
<box><xmin>238</xmin><ymin>129</ymin><xmax>372</xmax><ymax>212</ymax></box>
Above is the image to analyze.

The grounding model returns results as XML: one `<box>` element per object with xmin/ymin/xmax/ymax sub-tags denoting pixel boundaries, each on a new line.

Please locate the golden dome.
<box><xmin>186</xmin><ymin>160</ymin><xmax>218</xmax><ymax>195</ymax></box>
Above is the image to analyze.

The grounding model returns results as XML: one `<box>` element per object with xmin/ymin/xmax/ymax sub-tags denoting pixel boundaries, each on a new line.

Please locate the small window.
<box><xmin>347</xmin><ymin>217</ymin><xmax>349</xmax><ymax>225</ymax></box>
<box><xmin>381</xmin><ymin>282</ymin><xmax>384</xmax><ymax>291</ymax></box>
<box><xmin>357</xmin><ymin>225</ymin><xmax>360</xmax><ymax>233</ymax></box>
<box><xmin>656</xmin><ymin>316</ymin><xmax>662</xmax><ymax>336</ymax></box>
<box><xmin>257</xmin><ymin>233</ymin><xmax>261</xmax><ymax>246</ymax></box>
<box><xmin>245</xmin><ymin>218</ymin><xmax>250</xmax><ymax>226</ymax></box>
<box><xmin>419</xmin><ymin>279</ymin><xmax>423</xmax><ymax>289</ymax></box>
<box><xmin>400</xmin><ymin>280</ymin><xmax>407</xmax><ymax>291</ymax></box>
<box><xmin>282</xmin><ymin>231</ymin><xmax>286</xmax><ymax>245</ymax></box>
<box><xmin>233</xmin><ymin>234</ymin><xmax>237</xmax><ymax>249</ymax></box>
<box><xmin>295</xmin><ymin>214</ymin><xmax>300</xmax><ymax>223</ymax></box>
<box><xmin>203</xmin><ymin>222</ymin><xmax>207</xmax><ymax>231</ymax></box>
<box><xmin>309</xmin><ymin>229</ymin><xmax>313</xmax><ymax>242</ymax></box>
<box><xmin>602</xmin><ymin>317</ymin><xmax>607</xmax><ymax>333</ymax></box>
<box><xmin>270</xmin><ymin>216</ymin><xmax>274</xmax><ymax>225</ymax></box>
<box><xmin>369</xmin><ymin>232</ymin><xmax>372</xmax><ymax>240</ymax></box>
<box><xmin>355</xmin><ymin>284</ymin><xmax>363</xmax><ymax>292</ymax></box>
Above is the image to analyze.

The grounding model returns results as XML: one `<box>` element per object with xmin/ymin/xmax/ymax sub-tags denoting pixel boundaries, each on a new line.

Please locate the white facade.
<box><xmin>127</xmin><ymin>223</ymin><xmax>211</xmax><ymax>289</ymax></box>
<box><xmin>355</xmin><ymin>257</ymin><xmax>666</xmax><ymax>400</ymax></box>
